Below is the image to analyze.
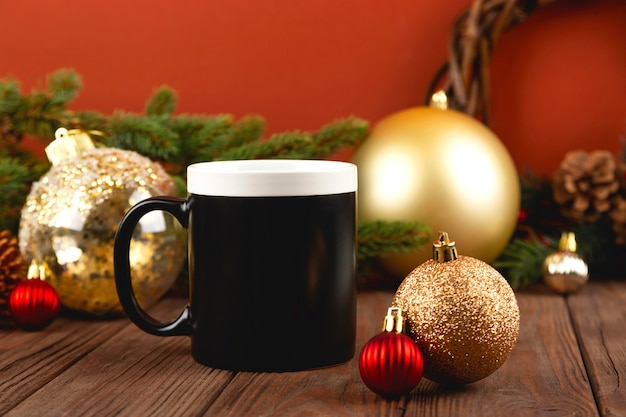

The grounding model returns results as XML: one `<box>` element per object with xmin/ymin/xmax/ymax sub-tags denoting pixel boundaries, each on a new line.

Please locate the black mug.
<box><xmin>114</xmin><ymin>159</ymin><xmax>357</xmax><ymax>372</ymax></box>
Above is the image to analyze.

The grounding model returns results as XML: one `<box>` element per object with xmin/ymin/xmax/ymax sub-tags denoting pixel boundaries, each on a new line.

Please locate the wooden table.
<box><xmin>1</xmin><ymin>281</ymin><xmax>625</xmax><ymax>416</ymax></box>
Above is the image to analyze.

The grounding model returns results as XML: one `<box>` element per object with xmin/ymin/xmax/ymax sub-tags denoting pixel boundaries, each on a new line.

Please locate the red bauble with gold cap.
<box><xmin>9</xmin><ymin>261</ymin><xmax>60</xmax><ymax>330</ymax></box>
<box><xmin>359</xmin><ymin>307</ymin><xmax>424</xmax><ymax>398</ymax></box>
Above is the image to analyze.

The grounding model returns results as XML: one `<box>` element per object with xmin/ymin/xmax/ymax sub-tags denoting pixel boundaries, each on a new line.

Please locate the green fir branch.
<box><xmin>224</xmin><ymin>115</ymin><xmax>266</xmax><ymax>148</ymax></box>
<box><xmin>310</xmin><ymin>117</ymin><xmax>370</xmax><ymax>158</ymax></box>
<box><xmin>356</xmin><ymin>220</ymin><xmax>431</xmax><ymax>282</ymax></box>
<box><xmin>46</xmin><ymin>68</ymin><xmax>82</xmax><ymax>106</ymax></box>
<box><xmin>0</xmin><ymin>69</ymin><xmax>82</xmax><ymax>144</ymax></box>
<box><xmin>145</xmin><ymin>86</ymin><xmax>177</xmax><ymax>117</ymax></box>
<box><xmin>105</xmin><ymin>113</ymin><xmax>180</xmax><ymax>160</ymax></box>
<box><xmin>186</xmin><ymin>115</ymin><xmax>237</xmax><ymax>161</ymax></box>
<box><xmin>0</xmin><ymin>157</ymin><xmax>37</xmax><ymax>232</ymax></box>
<box><xmin>216</xmin><ymin>117</ymin><xmax>369</xmax><ymax>161</ymax></box>
<box><xmin>0</xmin><ymin>78</ymin><xmax>22</xmax><ymax>116</ymax></box>
<box><xmin>67</xmin><ymin>111</ymin><xmax>109</xmax><ymax>132</ymax></box>
<box><xmin>493</xmin><ymin>235</ymin><xmax>556</xmax><ymax>289</ymax></box>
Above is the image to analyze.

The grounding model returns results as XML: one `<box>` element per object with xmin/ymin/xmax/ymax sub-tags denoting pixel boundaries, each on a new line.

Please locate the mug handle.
<box><xmin>114</xmin><ymin>196</ymin><xmax>193</xmax><ymax>336</ymax></box>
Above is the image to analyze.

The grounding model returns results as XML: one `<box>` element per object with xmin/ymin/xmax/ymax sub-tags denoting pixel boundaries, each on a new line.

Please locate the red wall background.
<box><xmin>1</xmin><ymin>0</ymin><xmax>624</xmax><ymax>176</ymax></box>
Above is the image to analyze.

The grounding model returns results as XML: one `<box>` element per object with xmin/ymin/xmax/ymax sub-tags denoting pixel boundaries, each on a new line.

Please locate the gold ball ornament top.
<box><xmin>351</xmin><ymin>93</ymin><xmax>520</xmax><ymax>278</ymax></box>
<box><xmin>19</xmin><ymin>131</ymin><xmax>186</xmax><ymax>317</ymax></box>
<box><xmin>543</xmin><ymin>232</ymin><xmax>588</xmax><ymax>294</ymax></box>
<box><xmin>392</xmin><ymin>232</ymin><xmax>520</xmax><ymax>385</ymax></box>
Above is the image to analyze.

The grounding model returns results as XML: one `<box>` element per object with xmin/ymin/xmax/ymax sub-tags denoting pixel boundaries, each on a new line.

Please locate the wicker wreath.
<box><xmin>426</xmin><ymin>0</ymin><xmax>560</xmax><ymax>125</ymax></box>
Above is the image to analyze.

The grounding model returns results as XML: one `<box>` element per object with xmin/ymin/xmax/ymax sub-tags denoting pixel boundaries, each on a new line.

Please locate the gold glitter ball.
<box><xmin>19</xmin><ymin>148</ymin><xmax>186</xmax><ymax>317</ymax></box>
<box><xmin>392</xmin><ymin>255</ymin><xmax>520</xmax><ymax>385</ymax></box>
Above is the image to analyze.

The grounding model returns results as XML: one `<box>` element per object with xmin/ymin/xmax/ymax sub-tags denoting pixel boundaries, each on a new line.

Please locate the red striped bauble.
<box><xmin>359</xmin><ymin>309</ymin><xmax>424</xmax><ymax>398</ymax></box>
<box><xmin>9</xmin><ymin>279</ymin><xmax>60</xmax><ymax>330</ymax></box>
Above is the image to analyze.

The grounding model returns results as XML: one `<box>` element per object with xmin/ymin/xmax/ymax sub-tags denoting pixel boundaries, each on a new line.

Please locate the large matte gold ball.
<box><xmin>351</xmin><ymin>107</ymin><xmax>520</xmax><ymax>278</ymax></box>
<box><xmin>392</xmin><ymin>255</ymin><xmax>520</xmax><ymax>385</ymax></box>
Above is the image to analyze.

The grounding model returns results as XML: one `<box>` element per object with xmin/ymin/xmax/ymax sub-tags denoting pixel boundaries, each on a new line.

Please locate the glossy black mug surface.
<box><xmin>114</xmin><ymin>160</ymin><xmax>357</xmax><ymax>372</ymax></box>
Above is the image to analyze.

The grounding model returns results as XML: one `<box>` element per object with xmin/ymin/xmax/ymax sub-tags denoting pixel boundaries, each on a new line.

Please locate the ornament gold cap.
<box><xmin>27</xmin><ymin>260</ymin><xmax>47</xmax><ymax>280</ymax></box>
<box><xmin>45</xmin><ymin>128</ymin><xmax>95</xmax><ymax>166</ymax></box>
<box><xmin>430</xmin><ymin>90</ymin><xmax>448</xmax><ymax>110</ymax></box>
<box><xmin>432</xmin><ymin>231</ymin><xmax>458</xmax><ymax>263</ymax></box>
<box><xmin>382</xmin><ymin>307</ymin><xmax>405</xmax><ymax>333</ymax></box>
<box><xmin>558</xmin><ymin>232</ymin><xmax>577</xmax><ymax>252</ymax></box>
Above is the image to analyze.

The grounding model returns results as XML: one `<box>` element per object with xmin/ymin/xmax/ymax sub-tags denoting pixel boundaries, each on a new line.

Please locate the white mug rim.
<box><xmin>187</xmin><ymin>159</ymin><xmax>358</xmax><ymax>197</ymax></box>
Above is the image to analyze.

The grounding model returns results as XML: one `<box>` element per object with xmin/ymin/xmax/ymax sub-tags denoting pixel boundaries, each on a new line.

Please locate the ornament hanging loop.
<box><xmin>382</xmin><ymin>307</ymin><xmax>405</xmax><ymax>333</ymax></box>
<box><xmin>27</xmin><ymin>260</ymin><xmax>46</xmax><ymax>280</ymax></box>
<box><xmin>433</xmin><ymin>231</ymin><xmax>458</xmax><ymax>263</ymax></box>
<box><xmin>558</xmin><ymin>232</ymin><xmax>577</xmax><ymax>252</ymax></box>
<box><xmin>45</xmin><ymin>127</ymin><xmax>95</xmax><ymax>166</ymax></box>
<box><xmin>430</xmin><ymin>90</ymin><xmax>449</xmax><ymax>110</ymax></box>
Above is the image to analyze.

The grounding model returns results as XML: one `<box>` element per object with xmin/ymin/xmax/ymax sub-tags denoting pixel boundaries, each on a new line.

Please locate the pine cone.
<box><xmin>552</xmin><ymin>150</ymin><xmax>623</xmax><ymax>222</ymax></box>
<box><xmin>0</xmin><ymin>230</ymin><xmax>27</xmax><ymax>319</ymax></box>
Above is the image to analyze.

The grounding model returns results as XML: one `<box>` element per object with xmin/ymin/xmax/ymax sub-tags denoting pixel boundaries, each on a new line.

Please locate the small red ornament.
<box><xmin>9</xmin><ymin>261</ymin><xmax>60</xmax><ymax>330</ymax></box>
<box><xmin>359</xmin><ymin>307</ymin><xmax>424</xmax><ymax>398</ymax></box>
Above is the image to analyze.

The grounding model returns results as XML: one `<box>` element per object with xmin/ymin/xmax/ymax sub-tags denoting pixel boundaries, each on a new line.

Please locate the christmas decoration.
<box><xmin>552</xmin><ymin>150</ymin><xmax>624</xmax><ymax>223</ymax></box>
<box><xmin>424</xmin><ymin>0</ymin><xmax>626</xmax><ymax>288</ymax></box>
<box><xmin>0</xmin><ymin>69</ymin><xmax>426</xmax><ymax>289</ymax></box>
<box><xmin>351</xmin><ymin>92</ymin><xmax>519</xmax><ymax>278</ymax></box>
<box><xmin>359</xmin><ymin>307</ymin><xmax>424</xmax><ymax>398</ymax></box>
<box><xmin>494</xmin><ymin>143</ymin><xmax>626</xmax><ymax>289</ymax></box>
<box><xmin>426</xmin><ymin>0</ymin><xmax>557</xmax><ymax>124</ymax></box>
<box><xmin>19</xmin><ymin>128</ymin><xmax>186</xmax><ymax>316</ymax></box>
<box><xmin>0</xmin><ymin>230</ymin><xmax>27</xmax><ymax>321</ymax></box>
<box><xmin>543</xmin><ymin>232</ymin><xmax>588</xmax><ymax>294</ymax></box>
<box><xmin>393</xmin><ymin>232</ymin><xmax>520</xmax><ymax>385</ymax></box>
<box><xmin>9</xmin><ymin>260</ymin><xmax>60</xmax><ymax>330</ymax></box>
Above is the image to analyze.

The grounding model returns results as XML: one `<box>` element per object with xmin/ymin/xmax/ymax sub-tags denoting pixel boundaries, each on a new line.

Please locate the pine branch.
<box><xmin>215</xmin><ymin>117</ymin><xmax>369</xmax><ymax>161</ymax></box>
<box><xmin>310</xmin><ymin>117</ymin><xmax>370</xmax><ymax>158</ymax></box>
<box><xmin>46</xmin><ymin>68</ymin><xmax>82</xmax><ymax>106</ymax></box>
<box><xmin>145</xmin><ymin>86</ymin><xmax>177</xmax><ymax>117</ymax></box>
<box><xmin>0</xmin><ymin>69</ymin><xmax>82</xmax><ymax>145</ymax></box>
<box><xmin>0</xmin><ymin>157</ymin><xmax>39</xmax><ymax>233</ymax></box>
<box><xmin>186</xmin><ymin>115</ymin><xmax>237</xmax><ymax>161</ymax></box>
<box><xmin>105</xmin><ymin>113</ymin><xmax>180</xmax><ymax>160</ymax></box>
<box><xmin>0</xmin><ymin>78</ymin><xmax>22</xmax><ymax>116</ymax></box>
<box><xmin>225</xmin><ymin>115</ymin><xmax>266</xmax><ymax>148</ymax></box>
<box><xmin>68</xmin><ymin>111</ymin><xmax>109</xmax><ymax>132</ymax></box>
<box><xmin>493</xmin><ymin>235</ymin><xmax>555</xmax><ymax>289</ymax></box>
<box><xmin>356</xmin><ymin>219</ymin><xmax>431</xmax><ymax>282</ymax></box>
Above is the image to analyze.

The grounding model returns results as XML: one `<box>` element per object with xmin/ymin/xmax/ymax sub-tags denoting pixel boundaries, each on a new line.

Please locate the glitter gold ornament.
<box><xmin>392</xmin><ymin>232</ymin><xmax>520</xmax><ymax>385</ymax></box>
<box><xmin>351</xmin><ymin>92</ymin><xmax>520</xmax><ymax>278</ymax></box>
<box><xmin>19</xmin><ymin>128</ymin><xmax>185</xmax><ymax>317</ymax></box>
<box><xmin>543</xmin><ymin>232</ymin><xmax>588</xmax><ymax>294</ymax></box>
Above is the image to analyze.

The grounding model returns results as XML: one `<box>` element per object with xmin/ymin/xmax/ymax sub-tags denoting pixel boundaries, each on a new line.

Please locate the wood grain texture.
<box><xmin>202</xmin><ymin>291</ymin><xmax>407</xmax><ymax>417</ymax></box>
<box><xmin>405</xmin><ymin>290</ymin><xmax>599</xmax><ymax>417</ymax></box>
<box><xmin>0</xmin><ymin>312</ymin><xmax>129</xmax><ymax>415</ymax></box>
<box><xmin>3</xmin><ymin>298</ymin><xmax>234</xmax><ymax>417</ymax></box>
<box><xmin>568</xmin><ymin>282</ymin><xmax>626</xmax><ymax>417</ymax></box>
<box><xmin>1</xmin><ymin>286</ymin><xmax>622</xmax><ymax>416</ymax></box>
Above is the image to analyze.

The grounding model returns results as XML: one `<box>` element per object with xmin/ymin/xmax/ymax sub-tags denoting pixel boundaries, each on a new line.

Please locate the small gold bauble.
<box><xmin>392</xmin><ymin>232</ymin><xmax>520</xmax><ymax>385</ymax></box>
<box><xmin>351</xmin><ymin>100</ymin><xmax>520</xmax><ymax>278</ymax></box>
<box><xmin>19</xmin><ymin>144</ymin><xmax>186</xmax><ymax>317</ymax></box>
<box><xmin>543</xmin><ymin>232</ymin><xmax>588</xmax><ymax>294</ymax></box>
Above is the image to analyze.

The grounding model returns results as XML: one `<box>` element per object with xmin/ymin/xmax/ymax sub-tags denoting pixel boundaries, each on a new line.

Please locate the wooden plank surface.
<box><xmin>202</xmin><ymin>291</ymin><xmax>406</xmax><ymax>417</ymax></box>
<box><xmin>1</xmin><ymin>285</ymin><xmax>623</xmax><ymax>416</ymax></box>
<box><xmin>567</xmin><ymin>282</ymin><xmax>626</xmax><ymax>417</ymax></box>
<box><xmin>3</xmin><ymin>298</ymin><xmax>235</xmax><ymax>417</ymax></box>
<box><xmin>406</xmin><ymin>288</ymin><xmax>599</xmax><ymax>417</ymax></box>
<box><xmin>0</xmin><ymin>311</ymin><xmax>129</xmax><ymax>415</ymax></box>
